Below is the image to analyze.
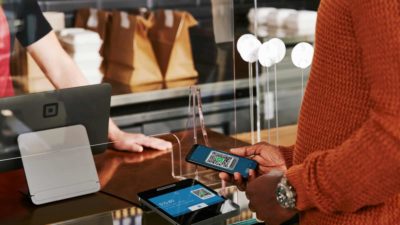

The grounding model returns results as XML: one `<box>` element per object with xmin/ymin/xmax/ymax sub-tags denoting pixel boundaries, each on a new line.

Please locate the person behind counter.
<box><xmin>220</xmin><ymin>0</ymin><xmax>400</xmax><ymax>225</ymax></box>
<box><xmin>0</xmin><ymin>0</ymin><xmax>171</xmax><ymax>152</ymax></box>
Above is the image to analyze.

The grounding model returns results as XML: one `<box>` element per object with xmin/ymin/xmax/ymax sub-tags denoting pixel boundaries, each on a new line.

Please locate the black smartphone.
<box><xmin>185</xmin><ymin>144</ymin><xmax>258</xmax><ymax>178</ymax></box>
<box><xmin>138</xmin><ymin>179</ymin><xmax>239</xmax><ymax>225</ymax></box>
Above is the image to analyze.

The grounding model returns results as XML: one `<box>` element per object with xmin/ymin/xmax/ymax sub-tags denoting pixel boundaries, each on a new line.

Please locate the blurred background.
<box><xmin>10</xmin><ymin>0</ymin><xmax>321</xmax><ymax>137</ymax></box>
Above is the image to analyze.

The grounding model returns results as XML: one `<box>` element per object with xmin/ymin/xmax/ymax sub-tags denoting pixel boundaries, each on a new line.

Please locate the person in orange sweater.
<box><xmin>220</xmin><ymin>0</ymin><xmax>400</xmax><ymax>224</ymax></box>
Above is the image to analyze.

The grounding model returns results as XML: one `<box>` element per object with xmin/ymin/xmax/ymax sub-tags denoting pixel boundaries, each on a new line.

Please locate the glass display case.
<box><xmin>9</xmin><ymin>0</ymin><xmax>318</xmax><ymax>138</ymax></box>
<box><xmin>1</xmin><ymin>0</ymin><xmax>319</xmax><ymax>224</ymax></box>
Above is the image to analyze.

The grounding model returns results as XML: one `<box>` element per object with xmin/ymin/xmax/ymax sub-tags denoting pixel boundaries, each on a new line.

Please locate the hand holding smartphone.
<box><xmin>185</xmin><ymin>144</ymin><xmax>258</xmax><ymax>178</ymax></box>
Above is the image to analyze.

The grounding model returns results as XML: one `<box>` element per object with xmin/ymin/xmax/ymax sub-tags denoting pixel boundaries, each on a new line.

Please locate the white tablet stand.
<box><xmin>17</xmin><ymin>125</ymin><xmax>100</xmax><ymax>205</ymax></box>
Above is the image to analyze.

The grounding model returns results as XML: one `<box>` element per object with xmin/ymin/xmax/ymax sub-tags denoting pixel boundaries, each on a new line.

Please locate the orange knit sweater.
<box><xmin>283</xmin><ymin>0</ymin><xmax>400</xmax><ymax>224</ymax></box>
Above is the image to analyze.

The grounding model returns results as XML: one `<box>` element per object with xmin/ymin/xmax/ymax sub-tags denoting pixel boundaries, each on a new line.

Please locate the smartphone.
<box><xmin>185</xmin><ymin>144</ymin><xmax>258</xmax><ymax>178</ymax></box>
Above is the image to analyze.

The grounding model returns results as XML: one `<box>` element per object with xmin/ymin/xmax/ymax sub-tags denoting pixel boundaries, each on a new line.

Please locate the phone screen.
<box><xmin>148</xmin><ymin>184</ymin><xmax>224</xmax><ymax>218</ymax></box>
<box><xmin>186</xmin><ymin>145</ymin><xmax>258</xmax><ymax>178</ymax></box>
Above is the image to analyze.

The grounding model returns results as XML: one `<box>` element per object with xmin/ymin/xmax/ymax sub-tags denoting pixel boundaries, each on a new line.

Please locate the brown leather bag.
<box><xmin>75</xmin><ymin>9</ymin><xmax>110</xmax><ymax>55</ymax></box>
<box><xmin>149</xmin><ymin>10</ymin><xmax>198</xmax><ymax>81</ymax></box>
<box><xmin>105</xmin><ymin>11</ymin><xmax>163</xmax><ymax>86</ymax></box>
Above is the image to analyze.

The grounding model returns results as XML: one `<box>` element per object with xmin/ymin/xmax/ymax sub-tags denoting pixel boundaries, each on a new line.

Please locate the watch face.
<box><xmin>276</xmin><ymin>179</ymin><xmax>296</xmax><ymax>209</ymax></box>
<box><xmin>276</xmin><ymin>184</ymin><xmax>288</xmax><ymax>205</ymax></box>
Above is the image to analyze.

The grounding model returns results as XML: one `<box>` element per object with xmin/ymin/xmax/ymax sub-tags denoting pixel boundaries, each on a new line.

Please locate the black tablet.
<box><xmin>138</xmin><ymin>179</ymin><xmax>240</xmax><ymax>225</ymax></box>
<box><xmin>0</xmin><ymin>84</ymin><xmax>111</xmax><ymax>172</ymax></box>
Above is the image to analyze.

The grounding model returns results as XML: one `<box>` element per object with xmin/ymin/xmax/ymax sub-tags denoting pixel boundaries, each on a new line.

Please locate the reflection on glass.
<box><xmin>0</xmin><ymin>84</ymin><xmax>110</xmax><ymax>172</ymax></box>
<box><xmin>5</xmin><ymin>0</ymin><xmax>241</xmax><ymax>141</ymax></box>
<box><xmin>96</xmin><ymin>149</ymin><xmax>170</xmax><ymax>188</ymax></box>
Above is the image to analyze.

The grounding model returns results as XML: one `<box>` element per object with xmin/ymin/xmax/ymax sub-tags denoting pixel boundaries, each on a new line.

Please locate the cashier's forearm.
<box><xmin>26</xmin><ymin>31</ymin><xmax>89</xmax><ymax>89</ymax></box>
<box><xmin>28</xmin><ymin>31</ymin><xmax>120</xmax><ymax>139</ymax></box>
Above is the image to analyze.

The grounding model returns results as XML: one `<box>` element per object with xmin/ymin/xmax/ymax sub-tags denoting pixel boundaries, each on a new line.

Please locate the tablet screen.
<box><xmin>148</xmin><ymin>184</ymin><xmax>224</xmax><ymax>218</ymax></box>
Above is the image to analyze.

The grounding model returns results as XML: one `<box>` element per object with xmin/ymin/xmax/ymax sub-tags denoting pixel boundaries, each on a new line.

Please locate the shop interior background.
<box><xmin>10</xmin><ymin>0</ymin><xmax>321</xmax><ymax>137</ymax></box>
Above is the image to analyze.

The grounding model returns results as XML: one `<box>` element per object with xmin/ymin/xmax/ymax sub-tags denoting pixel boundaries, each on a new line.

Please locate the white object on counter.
<box><xmin>266</xmin><ymin>8</ymin><xmax>297</xmax><ymax>27</ymax></box>
<box><xmin>66</xmin><ymin>52</ymin><xmax>102</xmax><ymax>62</ymax></box>
<box><xmin>57</xmin><ymin>28</ymin><xmax>104</xmax><ymax>83</ymax></box>
<box><xmin>248</xmin><ymin>24</ymin><xmax>269</xmax><ymax>37</ymax></box>
<box><xmin>60</xmin><ymin>40</ymin><xmax>102</xmax><ymax>53</ymax></box>
<box><xmin>58</xmin><ymin>28</ymin><xmax>85</xmax><ymax>37</ymax></box>
<box><xmin>76</xmin><ymin>59</ymin><xmax>103</xmax><ymax>71</ymax></box>
<box><xmin>248</xmin><ymin>25</ymin><xmax>289</xmax><ymax>38</ymax></box>
<box><xmin>81</xmin><ymin>73</ymin><xmax>104</xmax><ymax>84</ymax></box>
<box><xmin>58</xmin><ymin>28</ymin><xmax>102</xmax><ymax>45</ymax></box>
<box><xmin>284</xmin><ymin>10</ymin><xmax>317</xmax><ymax>35</ymax></box>
<box><xmin>78</xmin><ymin>67</ymin><xmax>104</xmax><ymax>84</ymax></box>
<box><xmin>247</xmin><ymin>7</ymin><xmax>277</xmax><ymax>25</ymax></box>
<box><xmin>85</xmin><ymin>76</ymin><xmax>103</xmax><ymax>85</ymax></box>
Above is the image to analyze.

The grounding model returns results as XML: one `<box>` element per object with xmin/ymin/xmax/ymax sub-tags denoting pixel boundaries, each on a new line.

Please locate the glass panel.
<box><xmin>0</xmin><ymin>129</ymin><xmax>181</xmax><ymax>204</ymax></box>
<box><xmin>96</xmin><ymin>133</ymin><xmax>181</xmax><ymax>204</ymax></box>
<box><xmin>0</xmin><ymin>129</ymin><xmax>257</xmax><ymax>224</ymax></box>
<box><xmin>0</xmin><ymin>0</ymin><xmax>318</xmax><ymax>224</ymax></box>
<box><xmin>3</xmin><ymin>0</ymin><xmax>241</xmax><ymax>207</ymax></box>
<box><xmin>234</xmin><ymin>0</ymin><xmax>317</xmax><ymax>145</ymax></box>
<box><xmin>0</xmin><ymin>84</ymin><xmax>112</xmax><ymax>173</ymax></box>
<box><xmin>5</xmin><ymin>0</ymin><xmax>241</xmax><ymax>142</ymax></box>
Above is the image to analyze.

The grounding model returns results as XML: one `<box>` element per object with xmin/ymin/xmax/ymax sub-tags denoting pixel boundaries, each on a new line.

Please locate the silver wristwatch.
<box><xmin>275</xmin><ymin>175</ymin><xmax>297</xmax><ymax>209</ymax></box>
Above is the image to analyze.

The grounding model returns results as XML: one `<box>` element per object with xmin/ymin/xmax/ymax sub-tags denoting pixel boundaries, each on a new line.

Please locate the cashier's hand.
<box><xmin>108</xmin><ymin>119</ymin><xmax>172</xmax><ymax>152</ymax></box>
<box><xmin>219</xmin><ymin>142</ymin><xmax>286</xmax><ymax>191</ymax></box>
<box><xmin>246</xmin><ymin>170</ymin><xmax>297</xmax><ymax>225</ymax></box>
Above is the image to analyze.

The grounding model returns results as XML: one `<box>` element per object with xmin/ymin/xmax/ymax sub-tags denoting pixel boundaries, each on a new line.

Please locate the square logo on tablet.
<box><xmin>43</xmin><ymin>103</ymin><xmax>58</xmax><ymax>118</ymax></box>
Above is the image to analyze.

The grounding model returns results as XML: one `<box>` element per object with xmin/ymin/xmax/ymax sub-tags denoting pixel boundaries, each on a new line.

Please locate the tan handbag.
<box><xmin>149</xmin><ymin>10</ymin><xmax>198</xmax><ymax>81</ymax></box>
<box><xmin>105</xmin><ymin>11</ymin><xmax>163</xmax><ymax>86</ymax></box>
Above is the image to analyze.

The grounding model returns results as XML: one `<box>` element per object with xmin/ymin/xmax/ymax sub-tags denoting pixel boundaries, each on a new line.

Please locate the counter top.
<box><xmin>235</xmin><ymin>124</ymin><xmax>298</xmax><ymax>146</ymax></box>
<box><xmin>0</xmin><ymin>130</ymin><xmax>252</xmax><ymax>225</ymax></box>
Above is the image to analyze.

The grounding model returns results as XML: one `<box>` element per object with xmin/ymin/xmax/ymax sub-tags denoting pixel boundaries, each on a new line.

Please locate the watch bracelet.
<box><xmin>276</xmin><ymin>175</ymin><xmax>297</xmax><ymax>209</ymax></box>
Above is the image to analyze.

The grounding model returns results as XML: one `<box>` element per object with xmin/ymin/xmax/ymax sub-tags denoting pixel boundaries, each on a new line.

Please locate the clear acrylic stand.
<box><xmin>253</xmin><ymin>0</ymin><xmax>262</xmax><ymax>144</ymax></box>
<box><xmin>170</xmin><ymin>86</ymin><xmax>223</xmax><ymax>188</ymax></box>
<box><xmin>273</xmin><ymin>64</ymin><xmax>280</xmax><ymax>145</ymax></box>
<box><xmin>301</xmin><ymin>68</ymin><xmax>305</xmax><ymax>100</ymax></box>
<box><xmin>248</xmin><ymin>63</ymin><xmax>255</xmax><ymax>145</ymax></box>
<box><xmin>265</xmin><ymin>67</ymin><xmax>272</xmax><ymax>143</ymax></box>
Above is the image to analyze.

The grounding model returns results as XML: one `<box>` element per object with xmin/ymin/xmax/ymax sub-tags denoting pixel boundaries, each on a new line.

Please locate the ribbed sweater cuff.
<box><xmin>286</xmin><ymin>164</ymin><xmax>314</xmax><ymax>211</ymax></box>
<box><xmin>278</xmin><ymin>145</ymin><xmax>294</xmax><ymax>168</ymax></box>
